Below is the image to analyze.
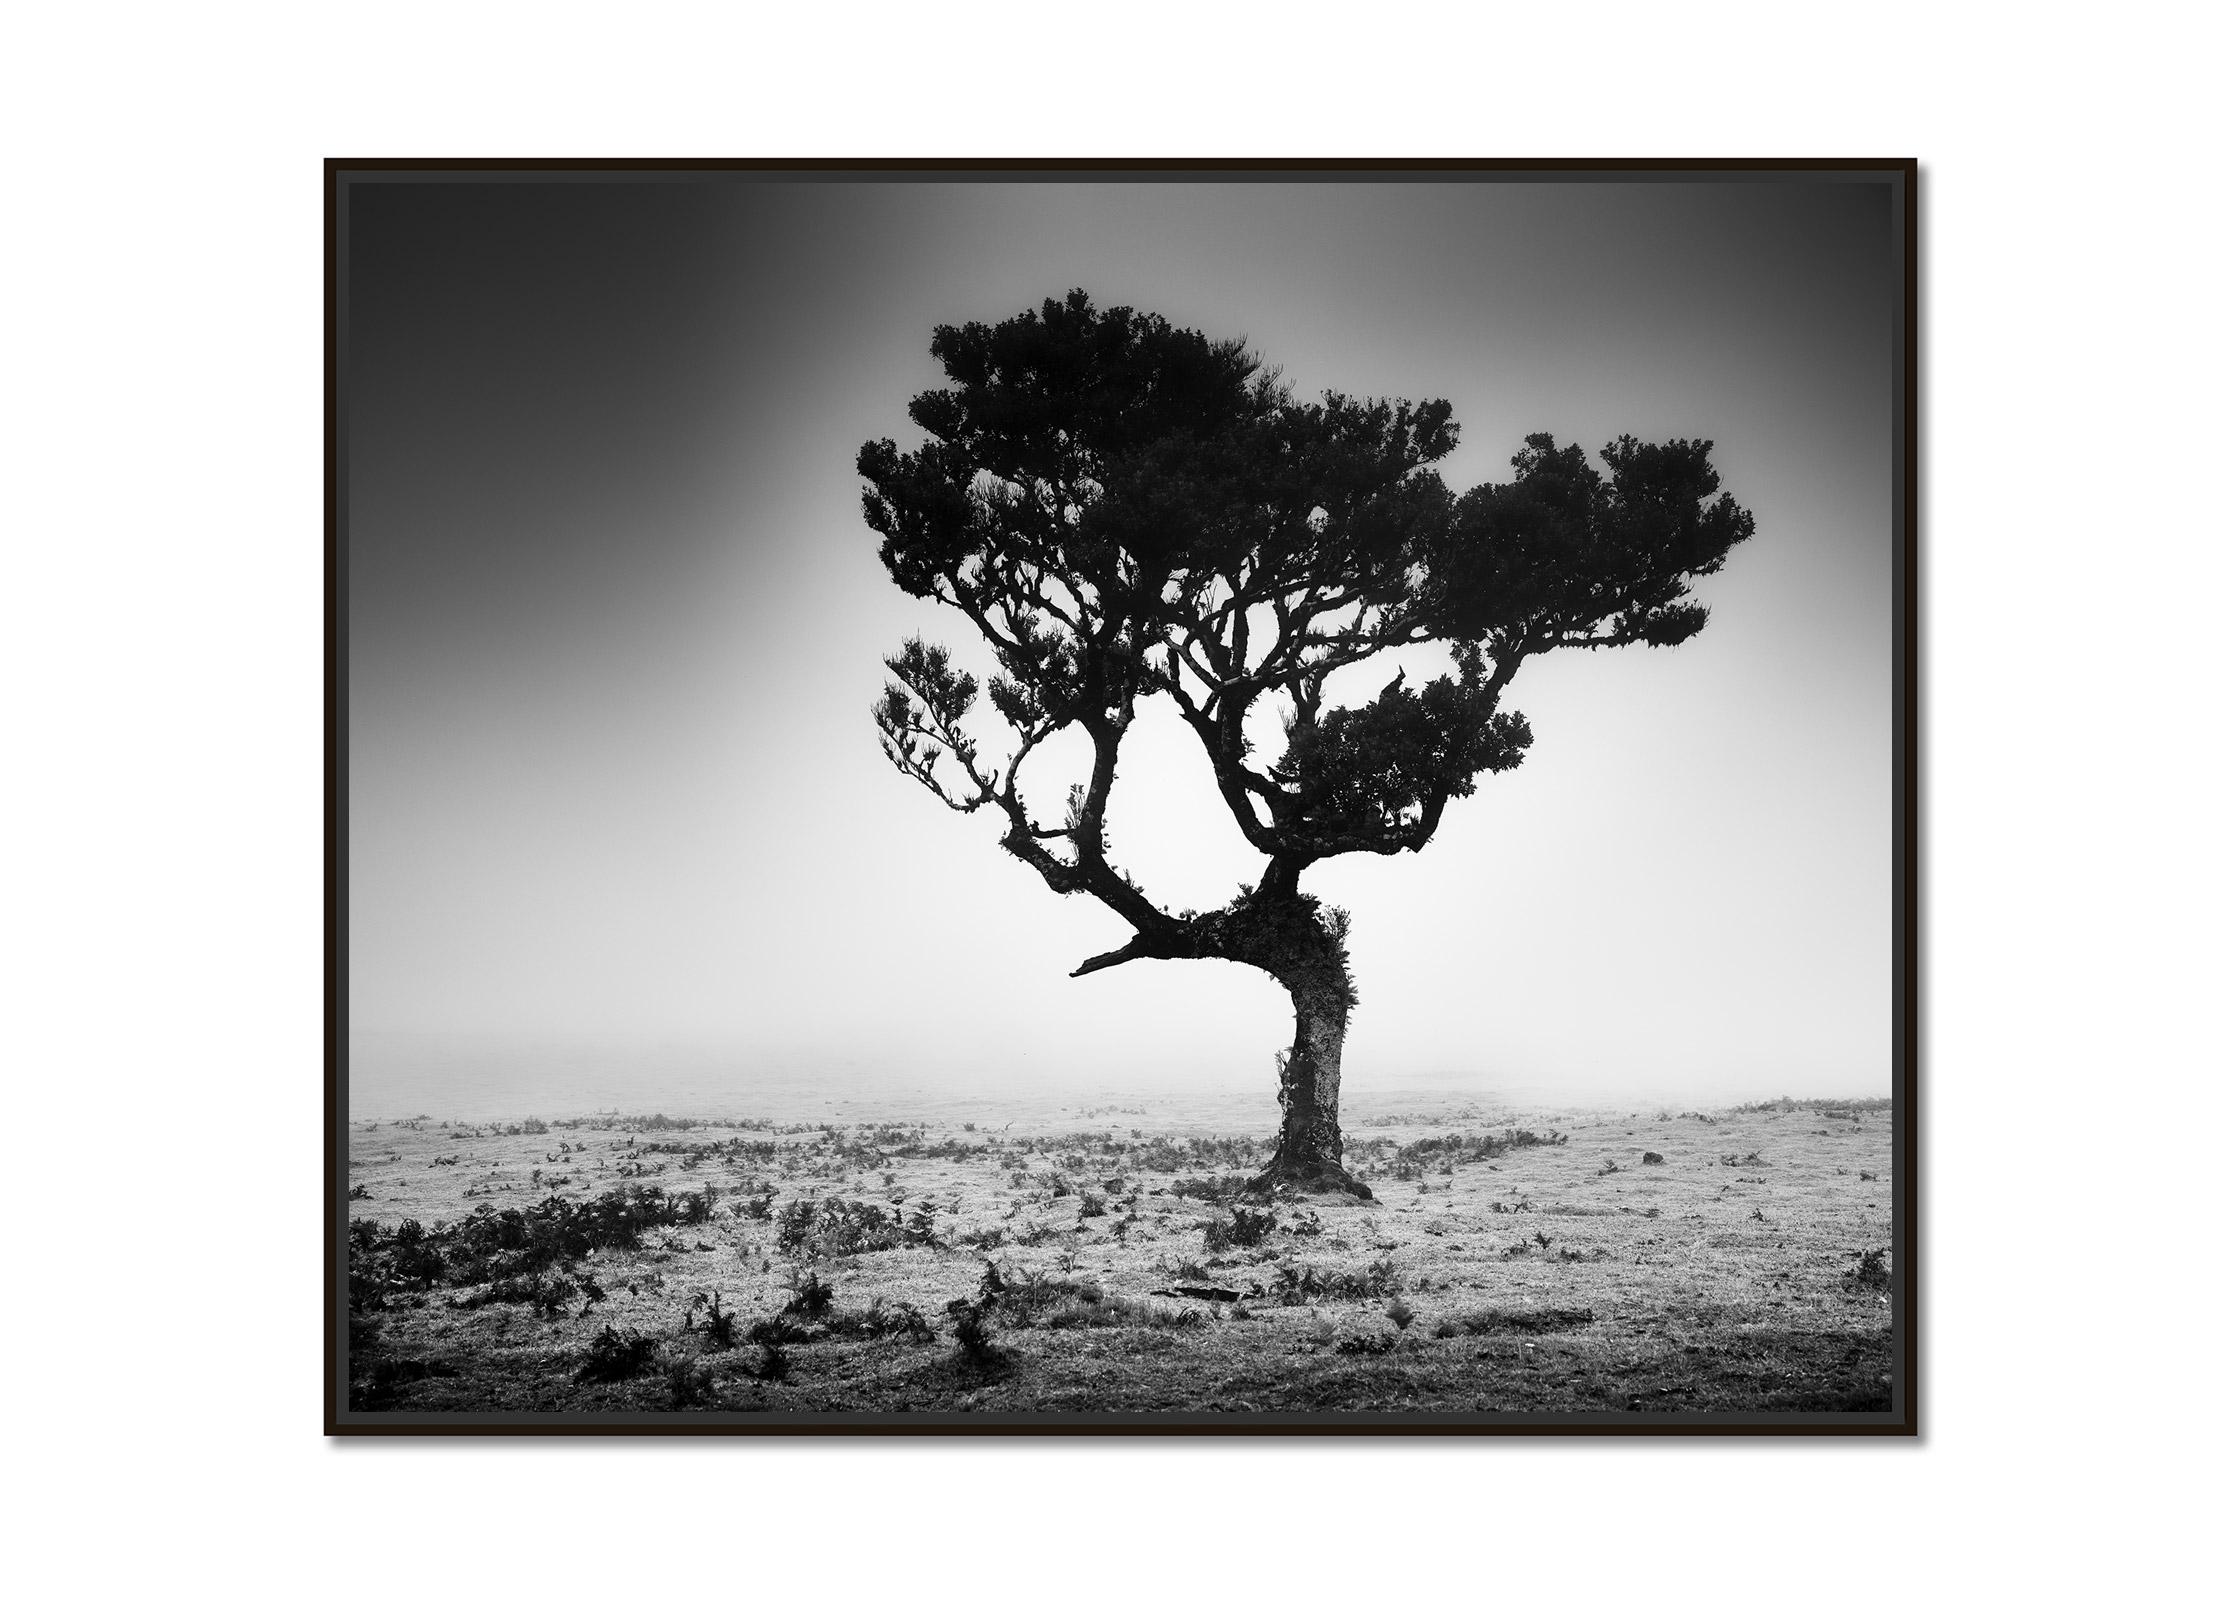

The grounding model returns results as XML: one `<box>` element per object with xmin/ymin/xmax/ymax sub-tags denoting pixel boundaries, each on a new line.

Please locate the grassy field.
<box><xmin>344</xmin><ymin>1092</ymin><xmax>1896</xmax><ymax>1418</ymax></box>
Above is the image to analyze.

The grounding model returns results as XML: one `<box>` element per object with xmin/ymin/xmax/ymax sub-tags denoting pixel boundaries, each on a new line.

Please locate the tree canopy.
<box><xmin>861</xmin><ymin>289</ymin><xmax>1755</xmax><ymax>978</ymax></box>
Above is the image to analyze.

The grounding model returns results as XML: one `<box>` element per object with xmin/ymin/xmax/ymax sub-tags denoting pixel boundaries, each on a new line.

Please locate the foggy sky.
<box><xmin>345</xmin><ymin>175</ymin><xmax>1898</xmax><ymax>1106</ymax></box>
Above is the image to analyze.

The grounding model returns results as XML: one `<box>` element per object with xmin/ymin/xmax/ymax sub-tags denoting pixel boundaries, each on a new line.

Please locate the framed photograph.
<box><xmin>329</xmin><ymin>159</ymin><xmax>1916</xmax><ymax>1435</ymax></box>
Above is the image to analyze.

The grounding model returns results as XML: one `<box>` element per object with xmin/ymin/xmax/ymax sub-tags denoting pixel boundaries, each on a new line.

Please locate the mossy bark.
<box><xmin>1205</xmin><ymin>889</ymin><xmax>1371</xmax><ymax>1200</ymax></box>
<box><xmin>1253</xmin><ymin>963</ymin><xmax>1371</xmax><ymax>1199</ymax></box>
<box><xmin>1075</xmin><ymin>878</ymin><xmax>1374</xmax><ymax>1198</ymax></box>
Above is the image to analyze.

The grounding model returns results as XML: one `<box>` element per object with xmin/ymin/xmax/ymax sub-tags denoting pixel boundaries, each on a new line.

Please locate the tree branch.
<box><xmin>1069</xmin><ymin>935</ymin><xmax>1168</xmax><ymax>977</ymax></box>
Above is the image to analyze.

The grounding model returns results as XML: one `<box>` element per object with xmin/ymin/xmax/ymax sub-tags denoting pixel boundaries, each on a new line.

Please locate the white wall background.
<box><xmin>3</xmin><ymin>3</ymin><xmax>2233</xmax><ymax>1596</ymax></box>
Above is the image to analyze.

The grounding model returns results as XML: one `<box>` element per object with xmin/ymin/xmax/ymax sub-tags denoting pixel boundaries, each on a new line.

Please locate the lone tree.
<box><xmin>861</xmin><ymin>291</ymin><xmax>1754</xmax><ymax>1197</ymax></box>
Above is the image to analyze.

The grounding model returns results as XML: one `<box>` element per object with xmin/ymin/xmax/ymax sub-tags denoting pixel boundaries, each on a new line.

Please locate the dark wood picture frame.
<box><xmin>328</xmin><ymin>158</ymin><xmax>1917</xmax><ymax>1437</ymax></box>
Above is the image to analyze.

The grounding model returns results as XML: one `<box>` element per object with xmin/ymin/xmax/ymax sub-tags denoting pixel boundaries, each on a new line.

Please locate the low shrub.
<box><xmin>663</xmin><ymin>1355</ymin><xmax>714</xmax><ymax>1407</ymax></box>
<box><xmin>782</xmin><ymin>1270</ymin><xmax>835</xmax><ymax>1319</ymax></box>
<box><xmin>877</xmin><ymin>1300</ymin><xmax>938</xmax><ymax>1343</ymax></box>
<box><xmin>819</xmin><ymin>1297</ymin><xmax>937</xmax><ymax>1343</ymax></box>
<box><xmin>1735</xmin><ymin>1095</ymin><xmax>1890</xmax><ymax>1115</ymax></box>
<box><xmin>1202</xmin><ymin>1206</ymin><xmax>1276</xmax><ymax>1253</ymax></box>
<box><xmin>1169</xmin><ymin>1174</ymin><xmax>1252</xmax><ymax>1204</ymax></box>
<box><xmin>744</xmin><ymin>1316</ymin><xmax>813</xmax><ymax>1348</ymax></box>
<box><xmin>946</xmin><ymin>1300</ymin><xmax>1006</xmax><ymax>1369</ymax></box>
<box><xmin>573</xmin><ymin>1324</ymin><xmax>657</xmax><ymax>1383</ymax></box>
<box><xmin>975</xmin><ymin>1260</ymin><xmax>1093</xmax><ymax>1324</ymax></box>
<box><xmin>1392</xmin><ymin>1128</ymin><xmax>1568</xmax><ymax>1164</ymax></box>
<box><xmin>451</xmin><ymin>1265</ymin><xmax>604</xmax><ymax>1319</ymax></box>
<box><xmin>1271</xmin><ymin>1259</ymin><xmax>1401</xmax><ymax>1304</ymax></box>
<box><xmin>1044</xmin><ymin>1296</ymin><xmax>1183</xmax><ymax>1331</ymax></box>
<box><xmin>775</xmin><ymin>1197</ymin><xmax>906</xmax><ymax>1257</ymax></box>
<box><xmin>698</xmin><ymin>1290</ymin><xmax>738</xmax><ymax>1349</ymax></box>
<box><xmin>1431</xmin><ymin>1307</ymin><xmax>1594</xmax><ymax>1338</ymax></box>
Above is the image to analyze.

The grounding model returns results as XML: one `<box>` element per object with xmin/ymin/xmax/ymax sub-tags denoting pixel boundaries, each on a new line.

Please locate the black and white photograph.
<box><xmin>332</xmin><ymin>163</ymin><xmax>1914</xmax><ymax>1432</ymax></box>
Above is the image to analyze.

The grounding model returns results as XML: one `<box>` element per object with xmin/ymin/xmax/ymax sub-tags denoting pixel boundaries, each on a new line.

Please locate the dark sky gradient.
<box><xmin>347</xmin><ymin>176</ymin><xmax>1896</xmax><ymax>1102</ymax></box>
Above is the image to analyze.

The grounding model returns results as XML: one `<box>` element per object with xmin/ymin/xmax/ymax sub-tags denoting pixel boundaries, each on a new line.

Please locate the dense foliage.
<box><xmin>862</xmin><ymin>290</ymin><xmax>1754</xmax><ymax>961</ymax></box>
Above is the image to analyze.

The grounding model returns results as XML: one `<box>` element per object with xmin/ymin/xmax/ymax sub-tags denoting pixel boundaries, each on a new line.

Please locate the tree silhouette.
<box><xmin>861</xmin><ymin>291</ymin><xmax>1754</xmax><ymax>1196</ymax></box>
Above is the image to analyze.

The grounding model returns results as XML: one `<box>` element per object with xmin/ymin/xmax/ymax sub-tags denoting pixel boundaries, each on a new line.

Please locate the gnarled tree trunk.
<box><xmin>1258</xmin><ymin>960</ymin><xmax>1370</xmax><ymax>1198</ymax></box>
<box><xmin>1210</xmin><ymin>888</ymin><xmax>1372</xmax><ymax>1200</ymax></box>
<box><xmin>1072</xmin><ymin>876</ymin><xmax>1375</xmax><ymax>1198</ymax></box>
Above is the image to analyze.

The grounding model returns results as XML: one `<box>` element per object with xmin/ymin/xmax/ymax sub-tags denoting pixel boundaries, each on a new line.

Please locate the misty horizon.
<box><xmin>346</xmin><ymin>1026</ymin><xmax>1888</xmax><ymax>1126</ymax></box>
